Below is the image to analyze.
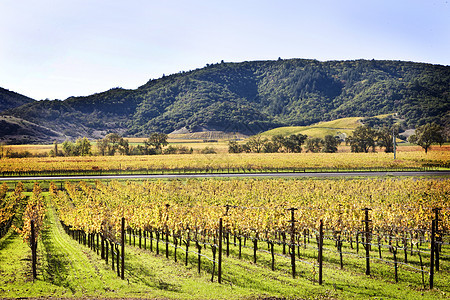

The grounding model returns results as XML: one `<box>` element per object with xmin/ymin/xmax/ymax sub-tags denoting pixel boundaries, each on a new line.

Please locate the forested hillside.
<box><xmin>2</xmin><ymin>59</ymin><xmax>449</xmax><ymax>142</ymax></box>
<box><xmin>0</xmin><ymin>87</ymin><xmax>35</xmax><ymax>112</ymax></box>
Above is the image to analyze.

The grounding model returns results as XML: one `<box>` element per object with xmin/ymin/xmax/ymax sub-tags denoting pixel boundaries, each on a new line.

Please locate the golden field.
<box><xmin>0</xmin><ymin>146</ymin><xmax>449</xmax><ymax>173</ymax></box>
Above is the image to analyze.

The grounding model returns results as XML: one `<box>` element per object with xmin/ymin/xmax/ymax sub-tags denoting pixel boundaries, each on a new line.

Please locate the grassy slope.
<box><xmin>1</xmin><ymin>196</ymin><xmax>449</xmax><ymax>299</ymax></box>
<box><xmin>261</xmin><ymin>117</ymin><xmax>362</xmax><ymax>138</ymax></box>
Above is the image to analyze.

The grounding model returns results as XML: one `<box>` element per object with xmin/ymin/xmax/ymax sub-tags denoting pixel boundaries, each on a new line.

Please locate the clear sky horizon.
<box><xmin>1</xmin><ymin>0</ymin><xmax>449</xmax><ymax>100</ymax></box>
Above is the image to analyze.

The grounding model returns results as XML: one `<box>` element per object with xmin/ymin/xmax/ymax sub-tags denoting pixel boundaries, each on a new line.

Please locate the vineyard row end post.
<box><xmin>218</xmin><ymin>218</ymin><xmax>223</xmax><ymax>284</ymax></box>
<box><xmin>121</xmin><ymin>217</ymin><xmax>125</xmax><ymax>280</ymax></box>
<box><xmin>31</xmin><ymin>219</ymin><xmax>37</xmax><ymax>280</ymax></box>
<box><xmin>362</xmin><ymin>207</ymin><xmax>371</xmax><ymax>276</ymax></box>
<box><xmin>430</xmin><ymin>219</ymin><xmax>435</xmax><ymax>290</ymax></box>
<box><xmin>433</xmin><ymin>207</ymin><xmax>441</xmax><ymax>272</ymax></box>
<box><xmin>318</xmin><ymin>219</ymin><xmax>323</xmax><ymax>285</ymax></box>
<box><xmin>287</xmin><ymin>207</ymin><xmax>298</xmax><ymax>279</ymax></box>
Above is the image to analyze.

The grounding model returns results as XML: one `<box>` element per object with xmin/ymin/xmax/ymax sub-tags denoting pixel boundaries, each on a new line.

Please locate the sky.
<box><xmin>1</xmin><ymin>0</ymin><xmax>449</xmax><ymax>100</ymax></box>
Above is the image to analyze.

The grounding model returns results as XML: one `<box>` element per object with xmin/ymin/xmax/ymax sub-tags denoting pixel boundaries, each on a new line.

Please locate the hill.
<box><xmin>1</xmin><ymin>59</ymin><xmax>449</xmax><ymax>143</ymax></box>
<box><xmin>260</xmin><ymin>117</ymin><xmax>362</xmax><ymax>140</ymax></box>
<box><xmin>0</xmin><ymin>115</ymin><xmax>64</xmax><ymax>144</ymax></box>
<box><xmin>0</xmin><ymin>87</ymin><xmax>35</xmax><ymax>112</ymax></box>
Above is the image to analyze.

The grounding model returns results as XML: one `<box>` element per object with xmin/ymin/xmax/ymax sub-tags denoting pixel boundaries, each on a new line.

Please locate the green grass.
<box><xmin>133</xmin><ymin>231</ymin><xmax>449</xmax><ymax>300</ymax></box>
<box><xmin>260</xmin><ymin>115</ymin><xmax>403</xmax><ymax>139</ymax></box>
<box><xmin>1</xmin><ymin>200</ymin><xmax>449</xmax><ymax>299</ymax></box>
<box><xmin>261</xmin><ymin>117</ymin><xmax>362</xmax><ymax>138</ymax></box>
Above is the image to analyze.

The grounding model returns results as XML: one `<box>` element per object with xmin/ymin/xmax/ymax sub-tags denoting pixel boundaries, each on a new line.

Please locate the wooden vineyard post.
<box><xmin>185</xmin><ymin>228</ymin><xmax>190</xmax><ymax>266</ymax></box>
<box><xmin>111</xmin><ymin>241</ymin><xmax>115</xmax><ymax>271</ymax></box>
<box><xmin>253</xmin><ymin>238</ymin><xmax>258</xmax><ymax>263</ymax></box>
<box><xmin>174</xmin><ymin>235</ymin><xmax>178</xmax><ymax>263</ymax></box>
<box><xmin>196</xmin><ymin>241</ymin><xmax>201</xmax><ymax>274</ymax></box>
<box><xmin>218</xmin><ymin>218</ymin><xmax>223</xmax><ymax>284</ymax></box>
<box><xmin>144</xmin><ymin>230</ymin><xmax>147</xmax><ymax>249</ymax></box>
<box><xmin>362</xmin><ymin>208</ymin><xmax>372</xmax><ymax>276</ymax></box>
<box><xmin>116</xmin><ymin>244</ymin><xmax>120</xmax><ymax>277</ymax></box>
<box><xmin>139</xmin><ymin>229</ymin><xmax>142</xmax><ymax>249</ymax></box>
<box><xmin>432</xmin><ymin>208</ymin><xmax>441</xmax><ymax>272</ymax></box>
<box><xmin>430</xmin><ymin>219</ymin><xmax>436</xmax><ymax>289</ymax></box>
<box><xmin>417</xmin><ymin>244</ymin><xmax>425</xmax><ymax>289</ymax></box>
<box><xmin>238</xmin><ymin>234</ymin><xmax>242</xmax><ymax>259</ymax></box>
<box><xmin>121</xmin><ymin>217</ymin><xmax>125</xmax><ymax>280</ymax></box>
<box><xmin>287</xmin><ymin>207</ymin><xmax>298</xmax><ymax>279</ymax></box>
<box><xmin>156</xmin><ymin>232</ymin><xmax>160</xmax><ymax>255</ymax></box>
<box><xmin>105</xmin><ymin>240</ymin><xmax>109</xmax><ymax>263</ymax></box>
<box><xmin>318</xmin><ymin>219</ymin><xmax>323</xmax><ymax>285</ymax></box>
<box><xmin>165</xmin><ymin>230</ymin><xmax>169</xmax><ymax>259</ymax></box>
<box><xmin>270</xmin><ymin>242</ymin><xmax>275</xmax><ymax>271</ymax></box>
<box><xmin>391</xmin><ymin>246</ymin><xmax>398</xmax><ymax>283</ymax></box>
<box><xmin>31</xmin><ymin>220</ymin><xmax>37</xmax><ymax>280</ymax></box>
<box><xmin>165</xmin><ymin>203</ymin><xmax>170</xmax><ymax>259</ymax></box>
<box><xmin>224</xmin><ymin>205</ymin><xmax>230</xmax><ymax>258</ymax></box>
<box><xmin>337</xmin><ymin>233</ymin><xmax>343</xmax><ymax>269</ymax></box>
<box><xmin>101</xmin><ymin>235</ymin><xmax>105</xmax><ymax>259</ymax></box>
<box><xmin>150</xmin><ymin>230</ymin><xmax>153</xmax><ymax>252</ymax></box>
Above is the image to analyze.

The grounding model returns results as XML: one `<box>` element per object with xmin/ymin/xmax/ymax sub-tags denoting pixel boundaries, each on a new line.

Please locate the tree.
<box><xmin>62</xmin><ymin>140</ymin><xmax>77</xmax><ymax>156</ymax></box>
<box><xmin>283</xmin><ymin>134</ymin><xmax>307</xmax><ymax>153</ymax></box>
<box><xmin>145</xmin><ymin>133</ymin><xmax>168</xmax><ymax>152</ymax></box>
<box><xmin>263</xmin><ymin>141</ymin><xmax>279</xmax><ymax>153</ymax></box>
<box><xmin>228</xmin><ymin>141</ymin><xmax>243</xmax><ymax>153</ymax></box>
<box><xmin>408</xmin><ymin>123</ymin><xmax>444</xmax><ymax>153</ymax></box>
<box><xmin>246</xmin><ymin>135</ymin><xmax>268</xmax><ymax>153</ymax></box>
<box><xmin>96</xmin><ymin>138</ymin><xmax>109</xmax><ymax>156</ymax></box>
<box><xmin>376</xmin><ymin>127</ymin><xmax>394</xmax><ymax>153</ymax></box>
<box><xmin>322</xmin><ymin>135</ymin><xmax>340</xmax><ymax>153</ymax></box>
<box><xmin>271</xmin><ymin>135</ymin><xmax>285</xmax><ymax>152</ymax></box>
<box><xmin>347</xmin><ymin>126</ymin><xmax>377</xmax><ymax>153</ymax></box>
<box><xmin>306</xmin><ymin>138</ymin><xmax>323</xmax><ymax>153</ymax></box>
<box><xmin>95</xmin><ymin>133</ymin><xmax>126</xmax><ymax>156</ymax></box>
<box><xmin>75</xmin><ymin>137</ymin><xmax>91</xmax><ymax>156</ymax></box>
<box><xmin>0</xmin><ymin>142</ymin><xmax>5</xmax><ymax>158</ymax></box>
<box><xmin>53</xmin><ymin>141</ymin><xmax>59</xmax><ymax>157</ymax></box>
<box><xmin>105</xmin><ymin>133</ymin><xmax>121</xmax><ymax>155</ymax></box>
<box><xmin>118</xmin><ymin>138</ymin><xmax>130</xmax><ymax>155</ymax></box>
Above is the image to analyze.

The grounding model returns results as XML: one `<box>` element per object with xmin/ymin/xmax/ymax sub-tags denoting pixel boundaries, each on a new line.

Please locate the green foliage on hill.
<box><xmin>0</xmin><ymin>88</ymin><xmax>35</xmax><ymax>112</ymax></box>
<box><xmin>2</xmin><ymin>59</ymin><xmax>449</xmax><ymax>142</ymax></box>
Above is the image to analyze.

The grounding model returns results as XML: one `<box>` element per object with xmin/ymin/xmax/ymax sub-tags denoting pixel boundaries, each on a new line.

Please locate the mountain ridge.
<box><xmin>0</xmin><ymin>87</ymin><xmax>35</xmax><ymax>112</ymax></box>
<box><xmin>1</xmin><ymin>58</ymin><xmax>449</xmax><ymax>143</ymax></box>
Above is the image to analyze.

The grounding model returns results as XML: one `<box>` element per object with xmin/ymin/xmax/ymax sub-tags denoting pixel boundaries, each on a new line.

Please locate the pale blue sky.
<box><xmin>1</xmin><ymin>0</ymin><xmax>449</xmax><ymax>100</ymax></box>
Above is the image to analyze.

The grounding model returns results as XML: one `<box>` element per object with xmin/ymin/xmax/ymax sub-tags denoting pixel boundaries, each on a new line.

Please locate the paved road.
<box><xmin>0</xmin><ymin>171</ymin><xmax>449</xmax><ymax>181</ymax></box>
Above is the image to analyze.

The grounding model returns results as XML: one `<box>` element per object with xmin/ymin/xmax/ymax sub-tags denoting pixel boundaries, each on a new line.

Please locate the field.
<box><xmin>0</xmin><ymin>115</ymin><xmax>410</xmax><ymax>157</ymax></box>
<box><xmin>1</xmin><ymin>138</ymin><xmax>231</xmax><ymax>155</ymax></box>
<box><xmin>1</xmin><ymin>142</ymin><xmax>449</xmax><ymax>299</ymax></box>
<box><xmin>1</xmin><ymin>177</ymin><xmax>449</xmax><ymax>299</ymax></box>
<box><xmin>0</xmin><ymin>147</ymin><xmax>449</xmax><ymax>176</ymax></box>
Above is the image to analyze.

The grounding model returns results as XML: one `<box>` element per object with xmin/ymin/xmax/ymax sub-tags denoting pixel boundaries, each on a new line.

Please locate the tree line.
<box><xmin>228</xmin><ymin>134</ymin><xmax>341</xmax><ymax>153</ymax></box>
<box><xmin>347</xmin><ymin>122</ymin><xmax>446</xmax><ymax>153</ymax></box>
<box><xmin>228</xmin><ymin>122</ymin><xmax>446</xmax><ymax>154</ymax></box>
<box><xmin>50</xmin><ymin>133</ymin><xmax>170</xmax><ymax>157</ymax></box>
<box><xmin>0</xmin><ymin>122</ymin><xmax>445</xmax><ymax>159</ymax></box>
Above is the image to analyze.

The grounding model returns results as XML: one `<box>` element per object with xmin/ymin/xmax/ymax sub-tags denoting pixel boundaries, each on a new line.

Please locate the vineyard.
<box><xmin>1</xmin><ymin>177</ymin><xmax>449</xmax><ymax>299</ymax></box>
<box><xmin>55</xmin><ymin>179</ymin><xmax>449</xmax><ymax>290</ymax></box>
<box><xmin>0</xmin><ymin>149</ymin><xmax>449</xmax><ymax>176</ymax></box>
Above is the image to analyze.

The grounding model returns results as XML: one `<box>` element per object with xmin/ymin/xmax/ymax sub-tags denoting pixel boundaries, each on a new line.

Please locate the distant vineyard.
<box><xmin>50</xmin><ymin>178</ymin><xmax>449</xmax><ymax>287</ymax></box>
<box><xmin>1</xmin><ymin>149</ymin><xmax>449</xmax><ymax>175</ymax></box>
